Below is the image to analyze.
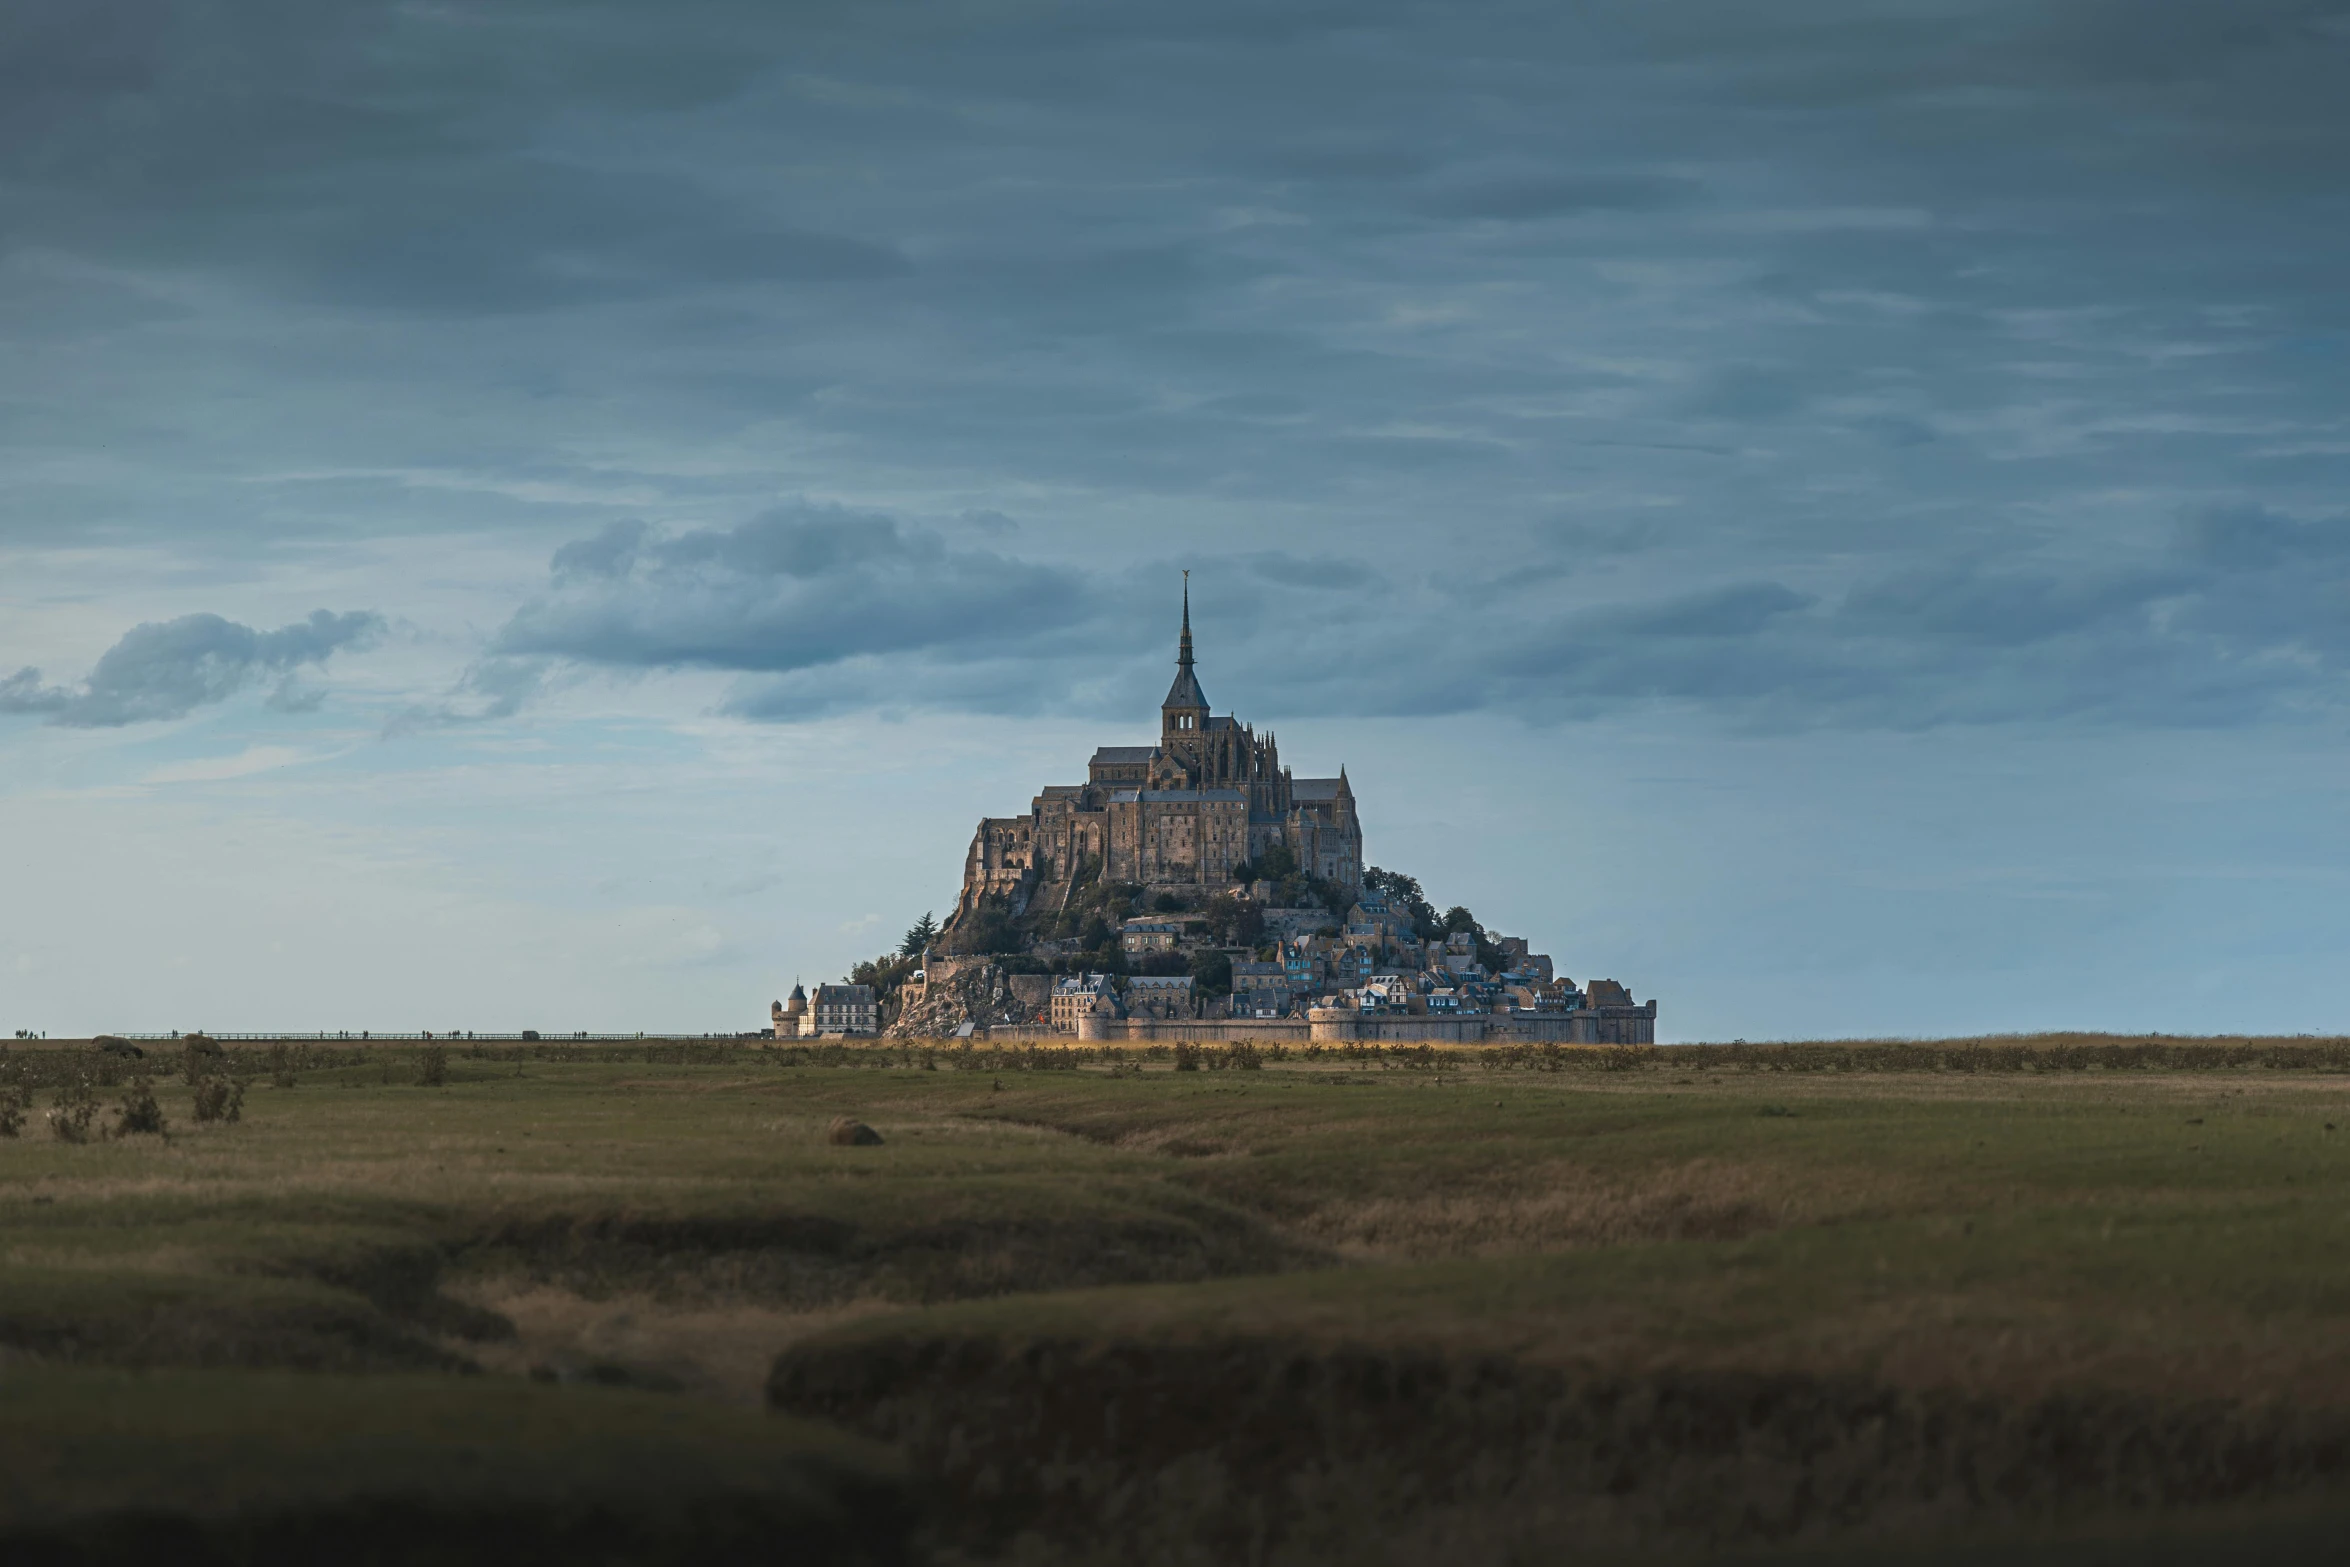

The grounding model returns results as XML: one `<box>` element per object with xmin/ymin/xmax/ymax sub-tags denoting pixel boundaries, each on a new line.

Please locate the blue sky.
<box><xmin>5</xmin><ymin>1</ymin><xmax>2348</xmax><ymax>1038</ymax></box>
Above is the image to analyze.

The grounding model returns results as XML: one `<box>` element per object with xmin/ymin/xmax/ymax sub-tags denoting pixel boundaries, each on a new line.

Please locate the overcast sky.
<box><xmin>5</xmin><ymin>1</ymin><xmax>2349</xmax><ymax>1038</ymax></box>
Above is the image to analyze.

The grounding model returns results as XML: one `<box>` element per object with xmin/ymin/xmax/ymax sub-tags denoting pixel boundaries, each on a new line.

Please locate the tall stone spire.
<box><xmin>1161</xmin><ymin>570</ymin><xmax>1209</xmax><ymax>725</ymax></box>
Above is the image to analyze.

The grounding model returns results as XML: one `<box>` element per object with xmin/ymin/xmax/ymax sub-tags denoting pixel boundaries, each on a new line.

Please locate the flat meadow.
<box><xmin>6</xmin><ymin>1033</ymin><xmax>2350</xmax><ymax>1563</ymax></box>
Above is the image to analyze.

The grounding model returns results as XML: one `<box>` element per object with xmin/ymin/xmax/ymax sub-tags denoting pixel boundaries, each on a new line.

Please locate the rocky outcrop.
<box><xmin>886</xmin><ymin>962</ymin><xmax>1044</xmax><ymax>1038</ymax></box>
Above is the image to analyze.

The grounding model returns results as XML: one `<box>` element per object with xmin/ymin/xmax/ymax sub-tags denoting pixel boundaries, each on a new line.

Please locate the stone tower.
<box><xmin>1160</xmin><ymin>573</ymin><xmax>1209</xmax><ymax>745</ymax></box>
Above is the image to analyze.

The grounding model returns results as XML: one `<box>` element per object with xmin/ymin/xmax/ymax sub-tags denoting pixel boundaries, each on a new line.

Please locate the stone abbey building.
<box><xmin>947</xmin><ymin>585</ymin><xmax>1363</xmax><ymax>931</ymax></box>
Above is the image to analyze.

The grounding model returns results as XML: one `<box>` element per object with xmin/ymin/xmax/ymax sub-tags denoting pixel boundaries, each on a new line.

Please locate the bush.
<box><xmin>47</xmin><ymin>1076</ymin><xmax>99</xmax><ymax>1143</ymax></box>
<box><xmin>192</xmin><ymin>1074</ymin><xmax>245</xmax><ymax>1124</ymax></box>
<box><xmin>419</xmin><ymin>1043</ymin><xmax>449</xmax><ymax>1088</ymax></box>
<box><xmin>1189</xmin><ymin>949</ymin><xmax>1233</xmax><ymax>995</ymax></box>
<box><xmin>1173</xmin><ymin>1042</ymin><xmax>1201</xmax><ymax>1073</ymax></box>
<box><xmin>111</xmin><ymin>1071</ymin><xmax>167</xmax><ymax>1137</ymax></box>
<box><xmin>0</xmin><ymin>1082</ymin><xmax>30</xmax><ymax>1138</ymax></box>
<box><xmin>266</xmin><ymin>1043</ymin><xmax>298</xmax><ymax>1090</ymax></box>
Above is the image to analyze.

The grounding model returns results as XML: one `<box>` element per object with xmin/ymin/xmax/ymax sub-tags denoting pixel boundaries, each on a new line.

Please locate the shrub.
<box><xmin>111</xmin><ymin>1071</ymin><xmax>167</xmax><ymax>1137</ymax></box>
<box><xmin>0</xmin><ymin>1082</ymin><xmax>30</xmax><ymax>1137</ymax></box>
<box><xmin>47</xmin><ymin>1076</ymin><xmax>99</xmax><ymax>1143</ymax></box>
<box><xmin>1173</xmin><ymin>1042</ymin><xmax>1201</xmax><ymax>1073</ymax></box>
<box><xmin>419</xmin><ymin>1043</ymin><xmax>449</xmax><ymax>1088</ymax></box>
<box><xmin>193</xmin><ymin>1074</ymin><xmax>245</xmax><ymax>1124</ymax></box>
<box><xmin>266</xmin><ymin>1043</ymin><xmax>298</xmax><ymax>1090</ymax></box>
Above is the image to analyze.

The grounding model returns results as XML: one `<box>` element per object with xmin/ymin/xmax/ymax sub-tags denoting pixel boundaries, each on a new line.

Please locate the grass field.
<box><xmin>6</xmin><ymin>1035</ymin><xmax>2350</xmax><ymax>1562</ymax></box>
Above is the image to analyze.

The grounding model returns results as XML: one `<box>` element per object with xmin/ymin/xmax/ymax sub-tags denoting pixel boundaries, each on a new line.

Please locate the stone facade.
<box><xmin>947</xmin><ymin>586</ymin><xmax>1364</xmax><ymax>931</ymax></box>
<box><xmin>1050</xmin><ymin>973</ymin><xmax>1119</xmax><ymax>1033</ymax></box>
<box><xmin>770</xmin><ymin>983</ymin><xmax>808</xmax><ymax>1039</ymax></box>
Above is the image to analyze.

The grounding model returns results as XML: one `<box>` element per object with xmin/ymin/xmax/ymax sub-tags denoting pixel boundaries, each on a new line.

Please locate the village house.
<box><xmin>1050</xmin><ymin>973</ymin><xmax>1120</xmax><ymax>1033</ymax></box>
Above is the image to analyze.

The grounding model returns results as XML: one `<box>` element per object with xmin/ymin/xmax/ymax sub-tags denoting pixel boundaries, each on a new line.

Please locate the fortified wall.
<box><xmin>1061</xmin><ymin>1001</ymin><xmax>1657</xmax><ymax>1046</ymax></box>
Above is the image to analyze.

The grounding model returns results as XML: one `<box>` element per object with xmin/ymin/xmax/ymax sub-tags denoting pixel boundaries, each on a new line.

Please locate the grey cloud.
<box><xmin>496</xmin><ymin>496</ymin><xmax>2350</xmax><ymax>732</ymax></box>
<box><xmin>8</xmin><ymin>0</ymin><xmax>2350</xmax><ymax>751</ymax></box>
<box><xmin>1838</xmin><ymin>562</ymin><xmax>2190</xmax><ymax>646</ymax></box>
<box><xmin>264</xmin><ymin>677</ymin><xmax>328</xmax><ymax>714</ymax></box>
<box><xmin>2185</xmin><ymin>504</ymin><xmax>2350</xmax><ymax>572</ymax></box>
<box><xmin>496</xmin><ymin>502</ymin><xmax>1099</xmax><ymax>676</ymax></box>
<box><xmin>1623</xmin><ymin>583</ymin><xmax>1816</xmax><ymax>638</ymax></box>
<box><xmin>0</xmin><ymin>610</ymin><xmax>382</xmax><ymax>727</ymax></box>
<box><xmin>384</xmin><ymin>656</ymin><xmax>548</xmax><ymax>737</ymax></box>
<box><xmin>1446</xmin><ymin>507</ymin><xmax>2350</xmax><ymax>727</ymax></box>
<box><xmin>550</xmin><ymin>520</ymin><xmax>650</xmax><ymax>583</ymax></box>
<box><xmin>1244</xmin><ymin>553</ymin><xmax>1380</xmax><ymax>591</ymax></box>
<box><xmin>1424</xmin><ymin>172</ymin><xmax>1702</xmax><ymax>221</ymax></box>
<box><xmin>1685</xmin><ymin>365</ymin><xmax>1826</xmax><ymax>423</ymax></box>
<box><xmin>723</xmin><ymin>655</ymin><xmax>1079</xmax><ymax>724</ymax></box>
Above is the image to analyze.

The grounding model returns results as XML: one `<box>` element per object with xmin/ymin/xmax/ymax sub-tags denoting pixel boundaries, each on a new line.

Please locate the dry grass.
<box><xmin>1291</xmin><ymin>1157</ymin><xmax>1800</xmax><ymax>1258</ymax></box>
<box><xmin>11</xmin><ymin>1040</ymin><xmax>2350</xmax><ymax>1561</ymax></box>
<box><xmin>453</xmin><ymin>1283</ymin><xmax>899</xmax><ymax>1406</ymax></box>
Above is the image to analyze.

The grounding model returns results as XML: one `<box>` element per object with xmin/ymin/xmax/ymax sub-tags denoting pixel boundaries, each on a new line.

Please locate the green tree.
<box><xmin>1366</xmin><ymin>866</ymin><xmax>1440</xmax><ymax>938</ymax></box>
<box><xmin>943</xmin><ymin>899</ymin><xmax>1023</xmax><ymax>955</ymax></box>
<box><xmin>900</xmin><ymin>911</ymin><xmax>939</xmax><ymax>957</ymax></box>
<box><xmin>1199</xmin><ymin>894</ymin><xmax>1263</xmax><ymax>949</ymax></box>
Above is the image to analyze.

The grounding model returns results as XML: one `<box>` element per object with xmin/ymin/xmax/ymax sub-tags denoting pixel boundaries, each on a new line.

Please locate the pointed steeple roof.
<box><xmin>1162</xmin><ymin>572</ymin><xmax>1208</xmax><ymax>712</ymax></box>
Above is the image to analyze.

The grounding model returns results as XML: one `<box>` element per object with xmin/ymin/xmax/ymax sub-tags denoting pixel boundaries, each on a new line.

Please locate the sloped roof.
<box><xmin>1162</xmin><ymin>664</ymin><xmax>1209</xmax><ymax>711</ymax></box>
<box><xmin>1091</xmin><ymin>746</ymin><xmax>1156</xmax><ymax>765</ymax></box>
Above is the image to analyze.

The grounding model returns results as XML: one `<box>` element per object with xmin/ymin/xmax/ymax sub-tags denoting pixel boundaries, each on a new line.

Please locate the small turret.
<box><xmin>775</xmin><ymin>983</ymin><xmax>809</xmax><ymax>1040</ymax></box>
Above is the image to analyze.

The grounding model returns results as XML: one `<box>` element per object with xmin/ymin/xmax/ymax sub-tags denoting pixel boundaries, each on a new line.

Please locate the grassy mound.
<box><xmin>0</xmin><ymin>1368</ymin><xmax>907</xmax><ymax>1565</ymax></box>
<box><xmin>774</xmin><ymin>1319</ymin><xmax>2350</xmax><ymax>1563</ymax></box>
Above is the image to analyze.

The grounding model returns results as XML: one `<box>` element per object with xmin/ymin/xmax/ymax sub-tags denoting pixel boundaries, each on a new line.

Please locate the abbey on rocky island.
<box><xmin>945</xmin><ymin>580</ymin><xmax>1363</xmax><ymax>934</ymax></box>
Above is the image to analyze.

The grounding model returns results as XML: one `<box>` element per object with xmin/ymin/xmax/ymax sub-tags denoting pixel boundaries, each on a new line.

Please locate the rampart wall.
<box><xmin>1057</xmin><ymin>1004</ymin><xmax>1657</xmax><ymax>1045</ymax></box>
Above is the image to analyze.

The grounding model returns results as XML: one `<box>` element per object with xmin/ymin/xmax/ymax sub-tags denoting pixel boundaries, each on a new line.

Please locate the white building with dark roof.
<box><xmin>803</xmin><ymin>983</ymin><xmax>878</xmax><ymax>1037</ymax></box>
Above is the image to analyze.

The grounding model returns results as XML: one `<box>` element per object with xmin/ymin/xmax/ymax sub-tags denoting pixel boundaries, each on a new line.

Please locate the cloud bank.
<box><xmin>9</xmin><ymin>5</ymin><xmax>2350</xmax><ymax>737</ymax></box>
<box><xmin>488</xmin><ymin>503</ymin><xmax>2350</xmax><ymax>731</ymax></box>
<box><xmin>0</xmin><ymin>611</ymin><xmax>382</xmax><ymax>727</ymax></box>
